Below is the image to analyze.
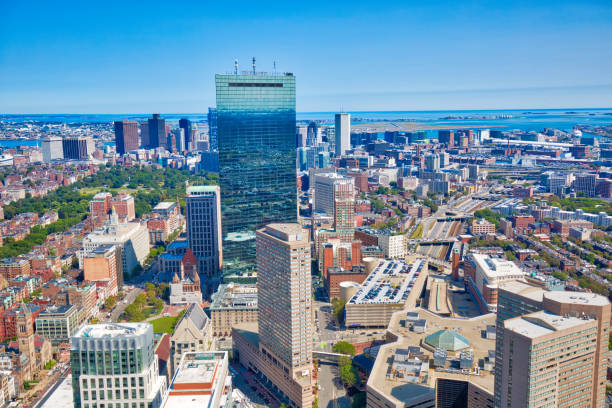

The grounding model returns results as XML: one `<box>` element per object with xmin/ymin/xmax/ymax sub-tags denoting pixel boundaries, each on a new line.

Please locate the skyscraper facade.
<box><xmin>62</xmin><ymin>136</ymin><xmax>94</xmax><ymax>160</ymax></box>
<box><xmin>114</xmin><ymin>120</ymin><xmax>139</xmax><ymax>155</ymax></box>
<box><xmin>186</xmin><ymin>185</ymin><xmax>222</xmax><ymax>277</ymax></box>
<box><xmin>178</xmin><ymin>118</ymin><xmax>192</xmax><ymax>151</ymax></box>
<box><xmin>256</xmin><ymin>224</ymin><xmax>312</xmax><ymax>370</ymax></box>
<box><xmin>216</xmin><ymin>72</ymin><xmax>297</xmax><ymax>270</ymax></box>
<box><xmin>438</xmin><ymin>130</ymin><xmax>455</xmax><ymax>146</ymax></box>
<box><xmin>335</xmin><ymin>113</ymin><xmax>350</xmax><ymax>156</ymax></box>
<box><xmin>140</xmin><ymin>121</ymin><xmax>149</xmax><ymax>147</ymax></box>
<box><xmin>313</xmin><ymin>173</ymin><xmax>355</xmax><ymax>230</ymax></box>
<box><xmin>207</xmin><ymin>108</ymin><xmax>218</xmax><ymax>151</ymax></box>
<box><xmin>493</xmin><ymin>282</ymin><xmax>610</xmax><ymax>408</ymax></box>
<box><xmin>147</xmin><ymin>114</ymin><xmax>166</xmax><ymax>149</ymax></box>
<box><xmin>42</xmin><ymin>136</ymin><xmax>64</xmax><ymax>162</ymax></box>
<box><xmin>70</xmin><ymin>323</ymin><xmax>167</xmax><ymax>408</ymax></box>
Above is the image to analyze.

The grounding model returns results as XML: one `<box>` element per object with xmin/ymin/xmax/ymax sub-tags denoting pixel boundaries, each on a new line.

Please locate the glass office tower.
<box><xmin>216</xmin><ymin>72</ymin><xmax>297</xmax><ymax>271</ymax></box>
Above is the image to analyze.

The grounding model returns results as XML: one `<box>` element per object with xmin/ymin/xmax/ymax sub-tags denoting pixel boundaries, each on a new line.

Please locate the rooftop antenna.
<box><xmin>273</xmin><ymin>60</ymin><xmax>277</xmax><ymax>73</ymax></box>
<box><xmin>234</xmin><ymin>59</ymin><xmax>238</xmax><ymax>75</ymax></box>
<box><xmin>252</xmin><ymin>57</ymin><xmax>256</xmax><ymax>74</ymax></box>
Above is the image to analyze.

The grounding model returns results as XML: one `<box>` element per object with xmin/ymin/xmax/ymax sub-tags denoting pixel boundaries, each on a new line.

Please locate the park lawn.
<box><xmin>150</xmin><ymin>316</ymin><xmax>179</xmax><ymax>334</ymax></box>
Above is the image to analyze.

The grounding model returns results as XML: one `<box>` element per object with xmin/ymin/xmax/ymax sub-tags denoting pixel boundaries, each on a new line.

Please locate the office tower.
<box><xmin>216</xmin><ymin>71</ymin><xmax>297</xmax><ymax>270</ymax></box>
<box><xmin>178</xmin><ymin>118</ymin><xmax>193</xmax><ymax>150</ymax></box>
<box><xmin>425</xmin><ymin>153</ymin><xmax>440</xmax><ymax>171</ymax></box>
<box><xmin>257</xmin><ymin>224</ymin><xmax>312</xmax><ymax>369</ymax></box>
<box><xmin>335</xmin><ymin>113</ymin><xmax>350</xmax><ymax>156</ymax></box>
<box><xmin>439</xmin><ymin>151</ymin><xmax>450</xmax><ymax>168</ymax></box>
<box><xmin>114</xmin><ymin>120</ymin><xmax>139</xmax><ymax>155</ymax></box>
<box><xmin>500</xmin><ymin>311</ymin><xmax>597</xmax><ymax>408</ymax></box>
<box><xmin>83</xmin><ymin>244</ymin><xmax>121</xmax><ymax>295</ymax></box>
<box><xmin>317</xmin><ymin>151</ymin><xmax>331</xmax><ymax>169</ymax></box>
<box><xmin>296</xmin><ymin>125</ymin><xmax>307</xmax><ymax>147</ymax></box>
<box><xmin>468</xmin><ymin>164</ymin><xmax>479</xmax><ymax>180</ymax></box>
<box><xmin>147</xmin><ymin>113</ymin><xmax>166</xmax><ymax>148</ymax></box>
<box><xmin>42</xmin><ymin>136</ymin><xmax>63</xmax><ymax>162</ymax></box>
<box><xmin>186</xmin><ymin>186</ymin><xmax>222</xmax><ymax>276</ymax></box>
<box><xmin>70</xmin><ymin>323</ymin><xmax>167</xmax><ymax>408</ymax></box>
<box><xmin>140</xmin><ymin>121</ymin><xmax>149</xmax><ymax>147</ymax></box>
<box><xmin>62</xmin><ymin>136</ymin><xmax>94</xmax><ymax>160</ymax></box>
<box><xmin>306</xmin><ymin>121</ymin><xmax>319</xmax><ymax>146</ymax></box>
<box><xmin>168</xmin><ymin>128</ymin><xmax>184</xmax><ymax>153</ymax></box>
<box><xmin>438</xmin><ymin>130</ymin><xmax>454</xmax><ymax>146</ymax></box>
<box><xmin>313</xmin><ymin>173</ymin><xmax>355</xmax><ymax>230</ymax></box>
<box><xmin>573</xmin><ymin>173</ymin><xmax>597</xmax><ymax>197</ymax></box>
<box><xmin>173</xmin><ymin>128</ymin><xmax>185</xmax><ymax>152</ymax></box>
<box><xmin>35</xmin><ymin>304</ymin><xmax>80</xmax><ymax>345</ymax></box>
<box><xmin>493</xmin><ymin>282</ymin><xmax>610</xmax><ymax>408</ymax></box>
<box><xmin>207</xmin><ymin>108</ymin><xmax>218</xmax><ymax>151</ymax></box>
<box><xmin>83</xmin><ymin>209</ymin><xmax>149</xmax><ymax>276</ymax></box>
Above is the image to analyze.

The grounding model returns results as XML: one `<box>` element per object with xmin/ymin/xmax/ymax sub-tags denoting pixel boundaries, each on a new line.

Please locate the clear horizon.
<box><xmin>2</xmin><ymin>1</ymin><xmax>612</xmax><ymax>113</ymax></box>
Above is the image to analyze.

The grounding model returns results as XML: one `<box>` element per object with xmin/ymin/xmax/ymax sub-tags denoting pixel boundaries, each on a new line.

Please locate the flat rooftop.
<box><xmin>498</xmin><ymin>280</ymin><xmax>545</xmax><ymax>303</ymax></box>
<box><xmin>173</xmin><ymin>352</ymin><xmax>226</xmax><ymax>386</ymax></box>
<box><xmin>504</xmin><ymin>311</ymin><xmax>595</xmax><ymax>339</ymax></box>
<box><xmin>187</xmin><ymin>185</ymin><xmax>218</xmax><ymax>195</ymax></box>
<box><xmin>348</xmin><ymin>259</ymin><xmax>426</xmax><ymax>305</ymax></box>
<box><xmin>369</xmin><ymin>307</ymin><xmax>496</xmax><ymax>405</ymax></box>
<box><xmin>210</xmin><ymin>283</ymin><xmax>257</xmax><ymax>310</ymax></box>
<box><xmin>153</xmin><ymin>201</ymin><xmax>176</xmax><ymax>210</ymax></box>
<box><xmin>39</xmin><ymin>375</ymin><xmax>73</xmax><ymax>408</ymax></box>
<box><xmin>543</xmin><ymin>291</ymin><xmax>609</xmax><ymax>306</ymax></box>
<box><xmin>471</xmin><ymin>253</ymin><xmax>524</xmax><ymax>279</ymax></box>
<box><xmin>74</xmin><ymin>323</ymin><xmax>149</xmax><ymax>339</ymax></box>
<box><xmin>262</xmin><ymin>223</ymin><xmax>306</xmax><ymax>242</ymax></box>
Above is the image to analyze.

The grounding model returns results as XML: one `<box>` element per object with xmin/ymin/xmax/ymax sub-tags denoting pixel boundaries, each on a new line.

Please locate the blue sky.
<box><xmin>1</xmin><ymin>0</ymin><xmax>611</xmax><ymax>113</ymax></box>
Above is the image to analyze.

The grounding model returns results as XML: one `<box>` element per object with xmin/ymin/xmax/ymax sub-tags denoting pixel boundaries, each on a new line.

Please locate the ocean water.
<box><xmin>1</xmin><ymin>108</ymin><xmax>611</xmax><ymax>139</ymax></box>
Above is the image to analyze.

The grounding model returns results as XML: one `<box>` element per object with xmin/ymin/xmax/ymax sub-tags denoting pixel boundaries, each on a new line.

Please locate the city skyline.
<box><xmin>2</xmin><ymin>1</ymin><xmax>612</xmax><ymax>113</ymax></box>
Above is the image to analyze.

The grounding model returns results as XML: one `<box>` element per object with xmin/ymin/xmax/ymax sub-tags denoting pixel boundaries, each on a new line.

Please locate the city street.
<box><xmin>318</xmin><ymin>363</ymin><xmax>350</xmax><ymax>408</ymax></box>
<box><xmin>108</xmin><ymin>287</ymin><xmax>143</xmax><ymax>322</ymax></box>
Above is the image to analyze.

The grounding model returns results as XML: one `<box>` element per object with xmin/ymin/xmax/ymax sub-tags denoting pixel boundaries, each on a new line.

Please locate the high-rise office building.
<box><xmin>70</xmin><ymin>323</ymin><xmax>167</xmax><ymax>408</ymax></box>
<box><xmin>140</xmin><ymin>121</ymin><xmax>149</xmax><ymax>147</ymax></box>
<box><xmin>114</xmin><ymin>120</ymin><xmax>139</xmax><ymax>155</ymax></box>
<box><xmin>573</xmin><ymin>173</ymin><xmax>597</xmax><ymax>197</ymax></box>
<box><xmin>438</xmin><ymin>130</ymin><xmax>454</xmax><ymax>146</ymax></box>
<box><xmin>216</xmin><ymin>71</ymin><xmax>297</xmax><ymax>270</ymax></box>
<box><xmin>500</xmin><ymin>311</ymin><xmax>597</xmax><ymax>408</ymax></box>
<box><xmin>257</xmin><ymin>224</ymin><xmax>312</xmax><ymax>370</ymax></box>
<box><xmin>147</xmin><ymin>114</ymin><xmax>166</xmax><ymax>149</ymax></box>
<box><xmin>42</xmin><ymin>136</ymin><xmax>63</xmax><ymax>162</ymax></box>
<box><xmin>335</xmin><ymin>113</ymin><xmax>350</xmax><ymax>156</ymax></box>
<box><xmin>425</xmin><ymin>153</ymin><xmax>441</xmax><ymax>171</ymax></box>
<box><xmin>186</xmin><ymin>186</ymin><xmax>222</xmax><ymax>277</ymax></box>
<box><xmin>207</xmin><ymin>108</ymin><xmax>218</xmax><ymax>151</ymax></box>
<box><xmin>493</xmin><ymin>281</ymin><xmax>610</xmax><ymax>408</ymax></box>
<box><xmin>306</xmin><ymin>121</ymin><xmax>319</xmax><ymax>146</ymax></box>
<box><xmin>62</xmin><ymin>136</ymin><xmax>94</xmax><ymax>160</ymax></box>
<box><xmin>313</xmin><ymin>173</ymin><xmax>355</xmax><ymax>230</ymax></box>
<box><xmin>232</xmin><ymin>223</ymin><xmax>313</xmax><ymax>406</ymax></box>
<box><xmin>169</xmin><ymin>128</ymin><xmax>185</xmax><ymax>153</ymax></box>
<box><xmin>178</xmin><ymin>118</ymin><xmax>193</xmax><ymax>151</ymax></box>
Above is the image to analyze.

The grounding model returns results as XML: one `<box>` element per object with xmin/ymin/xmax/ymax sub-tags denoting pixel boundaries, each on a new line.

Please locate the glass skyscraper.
<box><xmin>216</xmin><ymin>72</ymin><xmax>297</xmax><ymax>271</ymax></box>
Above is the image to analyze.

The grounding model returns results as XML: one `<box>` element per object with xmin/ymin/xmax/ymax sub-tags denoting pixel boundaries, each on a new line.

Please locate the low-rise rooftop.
<box><xmin>348</xmin><ymin>258</ymin><xmax>426</xmax><ymax>306</ymax></box>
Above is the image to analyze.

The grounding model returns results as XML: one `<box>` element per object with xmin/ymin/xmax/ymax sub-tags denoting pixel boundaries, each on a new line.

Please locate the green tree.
<box><xmin>339</xmin><ymin>356</ymin><xmax>358</xmax><ymax>386</ymax></box>
<box><xmin>104</xmin><ymin>296</ymin><xmax>117</xmax><ymax>310</ymax></box>
<box><xmin>333</xmin><ymin>341</ymin><xmax>356</xmax><ymax>356</ymax></box>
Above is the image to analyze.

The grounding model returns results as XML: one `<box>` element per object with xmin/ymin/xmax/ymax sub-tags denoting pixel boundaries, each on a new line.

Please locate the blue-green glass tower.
<box><xmin>216</xmin><ymin>71</ymin><xmax>297</xmax><ymax>271</ymax></box>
